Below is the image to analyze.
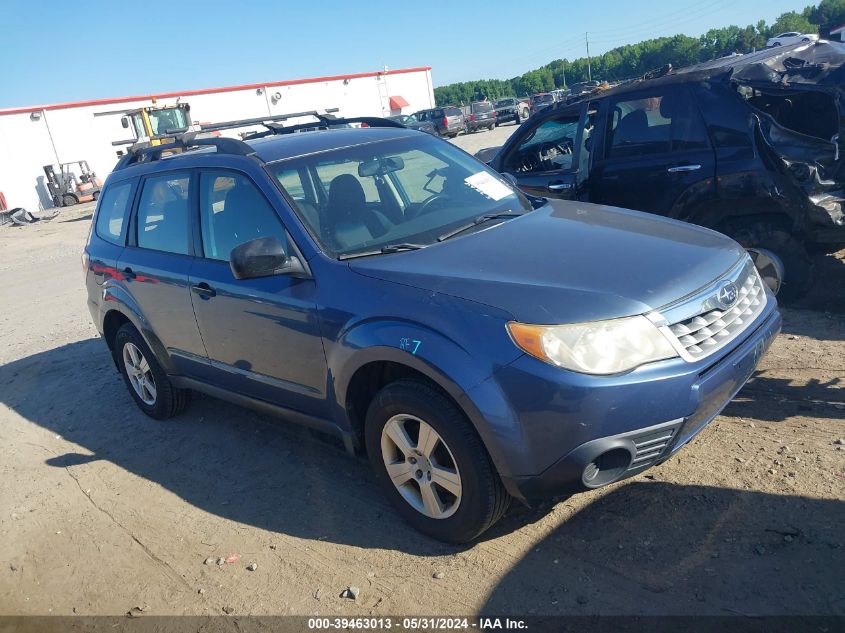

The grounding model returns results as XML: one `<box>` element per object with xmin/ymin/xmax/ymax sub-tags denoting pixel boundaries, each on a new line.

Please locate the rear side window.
<box><xmin>95</xmin><ymin>181</ymin><xmax>134</xmax><ymax>245</ymax></box>
<box><xmin>607</xmin><ymin>90</ymin><xmax>710</xmax><ymax>158</ymax></box>
<box><xmin>136</xmin><ymin>173</ymin><xmax>190</xmax><ymax>255</ymax></box>
<box><xmin>199</xmin><ymin>171</ymin><xmax>287</xmax><ymax>262</ymax></box>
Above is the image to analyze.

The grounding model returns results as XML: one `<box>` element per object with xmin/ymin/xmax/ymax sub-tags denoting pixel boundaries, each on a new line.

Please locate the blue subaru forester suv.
<box><xmin>84</xmin><ymin>115</ymin><xmax>781</xmax><ymax>542</ymax></box>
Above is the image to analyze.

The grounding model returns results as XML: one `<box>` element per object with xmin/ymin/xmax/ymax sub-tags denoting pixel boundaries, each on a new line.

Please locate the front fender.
<box><xmin>328</xmin><ymin>318</ymin><xmax>521</xmax><ymax>481</ymax></box>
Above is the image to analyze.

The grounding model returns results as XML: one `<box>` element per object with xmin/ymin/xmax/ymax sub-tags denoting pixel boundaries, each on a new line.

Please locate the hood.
<box><xmin>349</xmin><ymin>201</ymin><xmax>746</xmax><ymax>324</ymax></box>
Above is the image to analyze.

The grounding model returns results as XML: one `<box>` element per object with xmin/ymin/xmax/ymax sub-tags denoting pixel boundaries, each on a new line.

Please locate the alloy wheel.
<box><xmin>122</xmin><ymin>342</ymin><xmax>157</xmax><ymax>405</ymax></box>
<box><xmin>380</xmin><ymin>414</ymin><xmax>462</xmax><ymax>519</ymax></box>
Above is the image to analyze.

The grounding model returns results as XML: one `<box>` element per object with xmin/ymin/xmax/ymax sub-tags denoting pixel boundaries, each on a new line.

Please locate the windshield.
<box><xmin>148</xmin><ymin>108</ymin><xmax>189</xmax><ymax>135</ymax></box>
<box><xmin>270</xmin><ymin>135</ymin><xmax>532</xmax><ymax>257</ymax></box>
<box><xmin>534</xmin><ymin>94</ymin><xmax>554</xmax><ymax>104</ymax></box>
<box><xmin>495</xmin><ymin>99</ymin><xmax>515</xmax><ymax>108</ymax></box>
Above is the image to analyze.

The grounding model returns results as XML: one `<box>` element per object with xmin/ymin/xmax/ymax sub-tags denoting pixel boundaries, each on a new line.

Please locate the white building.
<box><xmin>0</xmin><ymin>66</ymin><xmax>434</xmax><ymax>213</ymax></box>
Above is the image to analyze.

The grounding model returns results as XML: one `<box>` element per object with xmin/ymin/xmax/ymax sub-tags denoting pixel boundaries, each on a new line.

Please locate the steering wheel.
<box><xmin>414</xmin><ymin>193</ymin><xmax>450</xmax><ymax>218</ymax></box>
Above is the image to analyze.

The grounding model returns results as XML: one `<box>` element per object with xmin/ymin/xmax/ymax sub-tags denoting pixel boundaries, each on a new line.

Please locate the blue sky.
<box><xmin>0</xmin><ymin>0</ymin><xmax>806</xmax><ymax>108</ymax></box>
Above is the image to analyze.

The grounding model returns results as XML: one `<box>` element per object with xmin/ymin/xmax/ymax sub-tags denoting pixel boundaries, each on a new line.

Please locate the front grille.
<box><xmin>627</xmin><ymin>426</ymin><xmax>677</xmax><ymax>472</ymax></box>
<box><xmin>666</xmin><ymin>263</ymin><xmax>766</xmax><ymax>360</ymax></box>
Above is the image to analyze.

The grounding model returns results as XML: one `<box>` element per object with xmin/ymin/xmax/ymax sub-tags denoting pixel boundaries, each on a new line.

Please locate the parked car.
<box><xmin>494</xmin><ymin>97</ymin><xmax>530</xmax><ymax>125</ymax></box>
<box><xmin>477</xmin><ymin>41</ymin><xmax>845</xmax><ymax>301</ymax></box>
<box><xmin>414</xmin><ymin>106</ymin><xmax>465</xmax><ymax>138</ymax></box>
<box><xmin>529</xmin><ymin>92</ymin><xmax>556</xmax><ymax>114</ymax></box>
<box><xmin>766</xmin><ymin>32</ymin><xmax>818</xmax><ymax>47</ymax></box>
<box><xmin>465</xmin><ymin>101</ymin><xmax>497</xmax><ymax>133</ymax></box>
<box><xmin>386</xmin><ymin>114</ymin><xmax>437</xmax><ymax>135</ymax></box>
<box><xmin>86</xmin><ymin>118</ymin><xmax>780</xmax><ymax>543</ymax></box>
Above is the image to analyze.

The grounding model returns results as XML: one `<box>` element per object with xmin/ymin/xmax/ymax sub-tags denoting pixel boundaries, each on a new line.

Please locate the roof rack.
<box><xmin>112</xmin><ymin>108</ymin><xmax>407</xmax><ymax>171</ymax></box>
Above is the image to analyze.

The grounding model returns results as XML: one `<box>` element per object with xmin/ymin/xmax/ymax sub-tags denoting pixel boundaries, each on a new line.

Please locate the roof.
<box><xmin>247</xmin><ymin>126</ymin><xmax>416</xmax><ymax>163</ymax></box>
<box><xmin>0</xmin><ymin>67</ymin><xmax>432</xmax><ymax>116</ymax></box>
<box><xmin>552</xmin><ymin>40</ymin><xmax>845</xmax><ymax>109</ymax></box>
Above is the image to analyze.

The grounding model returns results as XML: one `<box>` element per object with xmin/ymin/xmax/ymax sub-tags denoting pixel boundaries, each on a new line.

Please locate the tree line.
<box><xmin>434</xmin><ymin>0</ymin><xmax>845</xmax><ymax>105</ymax></box>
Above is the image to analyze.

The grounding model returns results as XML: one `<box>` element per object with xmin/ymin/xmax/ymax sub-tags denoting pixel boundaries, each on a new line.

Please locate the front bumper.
<box><xmin>477</xmin><ymin>299</ymin><xmax>781</xmax><ymax>503</ymax></box>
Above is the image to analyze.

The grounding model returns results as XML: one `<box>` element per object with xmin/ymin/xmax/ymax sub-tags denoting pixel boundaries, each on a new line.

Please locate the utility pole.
<box><xmin>586</xmin><ymin>32</ymin><xmax>592</xmax><ymax>81</ymax></box>
<box><xmin>562</xmin><ymin>61</ymin><xmax>567</xmax><ymax>89</ymax></box>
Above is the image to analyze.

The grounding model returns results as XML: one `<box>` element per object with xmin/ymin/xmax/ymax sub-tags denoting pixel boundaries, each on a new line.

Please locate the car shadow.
<box><xmin>0</xmin><ymin>338</ymin><xmax>459</xmax><ymax>556</ymax></box>
<box><xmin>480</xmin><ymin>481</ymin><xmax>845</xmax><ymax>615</ymax></box>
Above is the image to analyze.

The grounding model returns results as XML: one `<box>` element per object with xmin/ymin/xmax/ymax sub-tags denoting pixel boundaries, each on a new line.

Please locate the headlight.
<box><xmin>507</xmin><ymin>316</ymin><xmax>678</xmax><ymax>375</ymax></box>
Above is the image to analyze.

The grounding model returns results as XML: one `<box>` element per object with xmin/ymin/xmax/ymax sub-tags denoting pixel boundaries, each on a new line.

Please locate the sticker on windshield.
<box><xmin>464</xmin><ymin>172</ymin><xmax>512</xmax><ymax>201</ymax></box>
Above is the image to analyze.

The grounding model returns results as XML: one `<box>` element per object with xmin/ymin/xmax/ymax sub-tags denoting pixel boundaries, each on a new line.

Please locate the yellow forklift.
<box><xmin>97</xmin><ymin>101</ymin><xmax>194</xmax><ymax>154</ymax></box>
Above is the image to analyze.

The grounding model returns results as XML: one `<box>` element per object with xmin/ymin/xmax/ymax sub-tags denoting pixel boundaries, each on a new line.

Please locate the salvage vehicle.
<box><xmin>85</xmin><ymin>112</ymin><xmax>781</xmax><ymax>542</ymax></box>
<box><xmin>476</xmin><ymin>41</ymin><xmax>845</xmax><ymax>301</ymax></box>
<box><xmin>465</xmin><ymin>101</ymin><xmax>497</xmax><ymax>132</ymax></box>
<box><xmin>529</xmin><ymin>92</ymin><xmax>556</xmax><ymax>114</ymax></box>
<box><xmin>494</xmin><ymin>97</ymin><xmax>530</xmax><ymax>125</ymax></box>
<box><xmin>767</xmin><ymin>32</ymin><xmax>818</xmax><ymax>47</ymax></box>
<box><xmin>386</xmin><ymin>114</ymin><xmax>438</xmax><ymax>135</ymax></box>
<box><xmin>414</xmin><ymin>106</ymin><xmax>466</xmax><ymax>138</ymax></box>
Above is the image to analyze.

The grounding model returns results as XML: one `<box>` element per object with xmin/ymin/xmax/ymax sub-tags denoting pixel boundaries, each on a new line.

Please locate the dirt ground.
<box><xmin>1</xmin><ymin>168</ymin><xmax>844</xmax><ymax>618</ymax></box>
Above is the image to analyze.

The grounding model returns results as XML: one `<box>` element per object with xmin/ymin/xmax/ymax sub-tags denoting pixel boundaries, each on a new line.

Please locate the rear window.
<box><xmin>94</xmin><ymin>180</ymin><xmax>134</xmax><ymax>246</ymax></box>
<box><xmin>471</xmin><ymin>102</ymin><xmax>493</xmax><ymax>113</ymax></box>
<box><xmin>444</xmin><ymin>107</ymin><xmax>461</xmax><ymax>116</ymax></box>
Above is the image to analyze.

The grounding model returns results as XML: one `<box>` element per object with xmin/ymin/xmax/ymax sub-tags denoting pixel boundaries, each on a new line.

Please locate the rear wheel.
<box><xmin>365</xmin><ymin>380</ymin><xmax>509</xmax><ymax>543</ymax></box>
<box><xmin>114</xmin><ymin>323</ymin><xmax>190</xmax><ymax>419</ymax></box>
<box><xmin>93</xmin><ymin>190</ymin><xmax>100</xmax><ymax>201</ymax></box>
<box><xmin>61</xmin><ymin>194</ymin><xmax>77</xmax><ymax>207</ymax></box>
<box><xmin>728</xmin><ymin>220</ymin><xmax>813</xmax><ymax>302</ymax></box>
<box><xmin>521</xmin><ymin>107</ymin><xmax>530</xmax><ymax>119</ymax></box>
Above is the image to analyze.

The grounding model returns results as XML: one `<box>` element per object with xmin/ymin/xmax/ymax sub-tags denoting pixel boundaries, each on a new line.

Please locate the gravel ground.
<box><xmin>1</xmin><ymin>180</ymin><xmax>843</xmax><ymax>618</ymax></box>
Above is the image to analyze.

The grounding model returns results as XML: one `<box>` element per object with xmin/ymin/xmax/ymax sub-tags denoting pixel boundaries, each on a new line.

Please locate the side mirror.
<box><xmin>474</xmin><ymin>146</ymin><xmax>501</xmax><ymax>165</ymax></box>
<box><xmin>121</xmin><ymin>116</ymin><xmax>129</xmax><ymax>129</ymax></box>
<box><xmin>229</xmin><ymin>236</ymin><xmax>307</xmax><ymax>280</ymax></box>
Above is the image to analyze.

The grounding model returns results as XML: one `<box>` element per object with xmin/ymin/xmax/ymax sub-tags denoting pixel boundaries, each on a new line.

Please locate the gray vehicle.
<box><xmin>466</xmin><ymin>101</ymin><xmax>497</xmax><ymax>133</ymax></box>
<box><xmin>386</xmin><ymin>114</ymin><xmax>437</xmax><ymax>135</ymax></box>
<box><xmin>414</xmin><ymin>106</ymin><xmax>466</xmax><ymax>138</ymax></box>
<box><xmin>494</xmin><ymin>97</ymin><xmax>530</xmax><ymax>125</ymax></box>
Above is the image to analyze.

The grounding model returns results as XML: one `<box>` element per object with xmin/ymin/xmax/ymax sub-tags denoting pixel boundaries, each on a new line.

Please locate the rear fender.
<box><xmin>101</xmin><ymin>282</ymin><xmax>176</xmax><ymax>374</ymax></box>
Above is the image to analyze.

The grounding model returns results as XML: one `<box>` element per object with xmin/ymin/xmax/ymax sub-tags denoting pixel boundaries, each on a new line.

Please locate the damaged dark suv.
<box><xmin>478</xmin><ymin>42</ymin><xmax>845</xmax><ymax>300</ymax></box>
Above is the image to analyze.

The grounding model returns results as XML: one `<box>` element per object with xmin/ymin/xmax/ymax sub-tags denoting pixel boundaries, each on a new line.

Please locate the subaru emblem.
<box><xmin>716</xmin><ymin>281</ymin><xmax>739</xmax><ymax>309</ymax></box>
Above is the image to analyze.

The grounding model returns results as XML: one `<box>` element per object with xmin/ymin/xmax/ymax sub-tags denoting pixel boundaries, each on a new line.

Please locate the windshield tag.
<box><xmin>464</xmin><ymin>172</ymin><xmax>512</xmax><ymax>201</ymax></box>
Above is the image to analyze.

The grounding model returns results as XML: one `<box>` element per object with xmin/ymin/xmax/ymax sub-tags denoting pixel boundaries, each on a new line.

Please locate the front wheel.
<box><xmin>61</xmin><ymin>194</ymin><xmax>77</xmax><ymax>207</ymax></box>
<box><xmin>365</xmin><ymin>381</ymin><xmax>510</xmax><ymax>543</ymax></box>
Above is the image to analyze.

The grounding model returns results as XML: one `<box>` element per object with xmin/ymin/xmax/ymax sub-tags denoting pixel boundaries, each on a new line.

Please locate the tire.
<box><xmin>114</xmin><ymin>323</ymin><xmax>190</xmax><ymax>420</ymax></box>
<box><xmin>93</xmin><ymin>190</ymin><xmax>100</xmax><ymax>201</ymax></box>
<box><xmin>728</xmin><ymin>220</ymin><xmax>814</xmax><ymax>303</ymax></box>
<box><xmin>365</xmin><ymin>380</ymin><xmax>510</xmax><ymax>543</ymax></box>
<box><xmin>487</xmin><ymin>125</ymin><xmax>494</xmax><ymax>131</ymax></box>
<box><xmin>61</xmin><ymin>194</ymin><xmax>77</xmax><ymax>207</ymax></box>
<box><xmin>521</xmin><ymin>107</ymin><xmax>529</xmax><ymax>119</ymax></box>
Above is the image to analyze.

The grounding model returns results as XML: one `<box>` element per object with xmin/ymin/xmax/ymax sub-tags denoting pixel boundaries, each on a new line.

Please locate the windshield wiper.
<box><xmin>437</xmin><ymin>212</ymin><xmax>524</xmax><ymax>243</ymax></box>
<box><xmin>338</xmin><ymin>243</ymin><xmax>425</xmax><ymax>260</ymax></box>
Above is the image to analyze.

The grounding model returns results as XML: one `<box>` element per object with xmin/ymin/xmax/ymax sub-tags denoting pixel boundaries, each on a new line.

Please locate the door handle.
<box><xmin>548</xmin><ymin>182</ymin><xmax>573</xmax><ymax>191</ymax></box>
<box><xmin>667</xmin><ymin>164</ymin><xmax>702</xmax><ymax>173</ymax></box>
<box><xmin>191</xmin><ymin>282</ymin><xmax>216</xmax><ymax>299</ymax></box>
<box><xmin>122</xmin><ymin>267</ymin><xmax>136</xmax><ymax>280</ymax></box>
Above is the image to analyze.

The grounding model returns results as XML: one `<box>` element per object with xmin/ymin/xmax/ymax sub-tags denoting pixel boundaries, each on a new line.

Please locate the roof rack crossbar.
<box><xmin>195</xmin><ymin>109</ymin><xmax>340</xmax><ymax>133</ymax></box>
<box><xmin>240</xmin><ymin>115</ymin><xmax>405</xmax><ymax>139</ymax></box>
<box><xmin>114</xmin><ymin>135</ymin><xmax>256</xmax><ymax>171</ymax></box>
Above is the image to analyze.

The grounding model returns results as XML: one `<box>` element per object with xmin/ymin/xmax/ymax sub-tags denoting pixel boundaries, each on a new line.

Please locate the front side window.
<box><xmin>270</xmin><ymin>135</ymin><xmax>532</xmax><ymax>257</ymax></box>
<box><xmin>136</xmin><ymin>173</ymin><xmax>190</xmax><ymax>255</ymax></box>
<box><xmin>504</xmin><ymin>114</ymin><xmax>580</xmax><ymax>173</ymax></box>
<box><xmin>198</xmin><ymin>171</ymin><xmax>286</xmax><ymax>261</ymax></box>
<box><xmin>95</xmin><ymin>180</ymin><xmax>134</xmax><ymax>245</ymax></box>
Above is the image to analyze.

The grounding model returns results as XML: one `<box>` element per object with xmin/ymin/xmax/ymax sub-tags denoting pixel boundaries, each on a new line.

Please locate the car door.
<box><xmin>188</xmin><ymin>168</ymin><xmax>328</xmax><ymax>417</ymax></box>
<box><xmin>496</xmin><ymin>101</ymin><xmax>598</xmax><ymax>200</ymax></box>
<box><xmin>116</xmin><ymin>171</ymin><xmax>208</xmax><ymax>376</ymax></box>
<box><xmin>588</xmin><ymin>86</ymin><xmax>716</xmax><ymax>217</ymax></box>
